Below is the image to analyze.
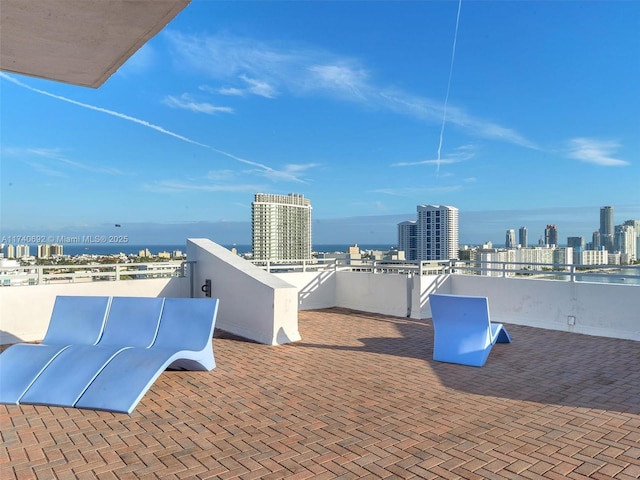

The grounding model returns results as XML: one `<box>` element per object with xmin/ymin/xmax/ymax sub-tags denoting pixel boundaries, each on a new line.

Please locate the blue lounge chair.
<box><xmin>18</xmin><ymin>297</ymin><xmax>165</xmax><ymax>408</ymax></box>
<box><xmin>75</xmin><ymin>297</ymin><xmax>219</xmax><ymax>413</ymax></box>
<box><xmin>429</xmin><ymin>293</ymin><xmax>511</xmax><ymax>367</ymax></box>
<box><xmin>0</xmin><ymin>296</ymin><xmax>110</xmax><ymax>404</ymax></box>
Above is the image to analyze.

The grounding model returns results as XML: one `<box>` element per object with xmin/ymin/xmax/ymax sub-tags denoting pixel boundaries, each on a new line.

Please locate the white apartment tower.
<box><xmin>505</xmin><ymin>229</ymin><xmax>516</xmax><ymax>248</ymax></box>
<box><xmin>416</xmin><ymin>205</ymin><xmax>459</xmax><ymax>261</ymax></box>
<box><xmin>616</xmin><ymin>224</ymin><xmax>637</xmax><ymax>260</ymax></box>
<box><xmin>252</xmin><ymin>193</ymin><xmax>312</xmax><ymax>261</ymax></box>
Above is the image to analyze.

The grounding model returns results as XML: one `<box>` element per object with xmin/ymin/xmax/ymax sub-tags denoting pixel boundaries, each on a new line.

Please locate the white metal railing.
<box><xmin>2</xmin><ymin>257</ymin><xmax>638</xmax><ymax>287</ymax></box>
<box><xmin>255</xmin><ymin>258</ymin><xmax>639</xmax><ymax>285</ymax></box>
<box><xmin>0</xmin><ymin>261</ymin><xmax>186</xmax><ymax>286</ymax></box>
<box><xmin>451</xmin><ymin>260</ymin><xmax>640</xmax><ymax>284</ymax></box>
<box><xmin>250</xmin><ymin>258</ymin><xmax>339</xmax><ymax>273</ymax></box>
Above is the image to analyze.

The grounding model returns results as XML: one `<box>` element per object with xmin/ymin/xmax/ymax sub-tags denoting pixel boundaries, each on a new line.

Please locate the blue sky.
<box><xmin>1</xmin><ymin>0</ymin><xmax>639</xmax><ymax>247</ymax></box>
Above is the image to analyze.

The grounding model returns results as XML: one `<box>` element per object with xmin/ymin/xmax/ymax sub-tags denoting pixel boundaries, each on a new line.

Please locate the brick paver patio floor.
<box><xmin>1</xmin><ymin>308</ymin><xmax>639</xmax><ymax>479</ymax></box>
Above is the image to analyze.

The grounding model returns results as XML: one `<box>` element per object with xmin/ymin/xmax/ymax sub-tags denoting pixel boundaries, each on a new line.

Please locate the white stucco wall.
<box><xmin>446</xmin><ymin>275</ymin><xmax>640</xmax><ymax>340</ymax></box>
<box><xmin>187</xmin><ymin>238</ymin><xmax>300</xmax><ymax>345</ymax></box>
<box><xmin>335</xmin><ymin>271</ymin><xmax>409</xmax><ymax>318</ymax></box>
<box><xmin>273</xmin><ymin>270</ymin><xmax>337</xmax><ymax>310</ymax></box>
<box><xmin>0</xmin><ymin>277</ymin><xmax>187</xmax><ymax>344</ymax></box>
<box><xmin>2</xmin><ymin>257</ymin><xmax>637</xmax><ymax>345</ymax></box>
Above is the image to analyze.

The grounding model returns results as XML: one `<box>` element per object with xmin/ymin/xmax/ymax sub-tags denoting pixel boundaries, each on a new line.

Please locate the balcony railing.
<box><xmin>254</xmin><ymin>258</ymin><xmax>640</xmax><ymax>285</ymax></box>
<box><xmin>0</xmin><ymin>261</ymin><xmax>186</xmax><ymax>286</ymax></box>
<box><xmin>2</xmin><ymin>257</ymin><xmax>638</xmax><ymax>286</ymax></box>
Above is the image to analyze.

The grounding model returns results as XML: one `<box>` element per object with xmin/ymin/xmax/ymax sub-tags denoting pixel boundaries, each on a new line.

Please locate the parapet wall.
<box><xmin>0</xmin><ymin>277</ymin><xmax>187</xmax><ymax>344</ymax></box>
<box><xmin>187</xmin><ymin>238</ymin><xmax>300</xmax><ymax>345</ymax></box>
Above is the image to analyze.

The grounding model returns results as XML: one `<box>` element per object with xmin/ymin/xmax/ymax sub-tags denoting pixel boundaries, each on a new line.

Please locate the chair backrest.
<box><xmin>98</xmin><ymin>297</ymin><xmax>165</xmax><ymax>348</ymax></box>
<box><xmin>429</xmin><ymin>294</ymin><xmax>492</xmax><ymax>346</ymax></box>
<box><xmin>43</xmin><ymin>296</ymin><xmax>110</xmax><ymax>345</ymax></box>
<box><xmin>152</xmin><ymin>297</ymin><xmax>219</xmax><ymax>351</ymax></box>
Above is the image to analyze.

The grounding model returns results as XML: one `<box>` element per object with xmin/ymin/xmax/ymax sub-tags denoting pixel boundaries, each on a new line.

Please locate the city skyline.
<box><xmin>1</xmin><ymin>1</ymin><xmax>639</xmax><ymax>245</ymax></box>
<box><xmin>3</xmin><ymin>203</ymin><xmax>636</xmax><ymax>249</ymax></box>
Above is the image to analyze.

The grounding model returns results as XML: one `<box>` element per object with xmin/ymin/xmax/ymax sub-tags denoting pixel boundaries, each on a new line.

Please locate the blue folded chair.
<box><xmin>429</xmin><ymin>293</ymin><xmax>511</xmax><ymax>367</ymax></box>
<box><xmin>75</xmin><ymin>297</ymin><xmax>219</xmax><ymax>413</ymax></box>
<box><xmin>1</xmin><ymin>296</ymin><xmax>219</xmax><ymax>414</ymax></box>
<box><xmin>0</xmin><ymin>296</ymin><xmax>110</xmax><ymax>404</ymax></box>
<box><xmin>18</xmin><ymin>297</ymin><xmax>165</xmax><ymax>408</ymax></box>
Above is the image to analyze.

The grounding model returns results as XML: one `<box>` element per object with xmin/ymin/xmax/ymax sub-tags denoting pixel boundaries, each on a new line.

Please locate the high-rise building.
<box><xmin>592</xmin><ymin>231</ymin><xmax>602</xmax><ymax>250</ymax></box>
<box><xmin>623</xmin><ymin>220</ymin><xmax>640</xmax><ymax>258</ymax></box>
<box><xmin>600</xmin><ymin>206</ymin><xmax>614</xmax><ymax>252</ymax></box>
<box><xmin>15</xmin><ymin>244</ymin><xmax>30</xmax><ymax>258</ymax></box>
<box><xmin>397</xmin><ymin>220</ymin><xmax>417</xmax><ymax>261</ymax></box>
<box><xmin>252</xmin><ymin>193</ymin><xmax>312</xmax><ymax>261</ymax></box>
<box><xmin>544</xmin><ymin>224</ymin><xmax>558</xmax><ymax>247</ymax></box>
<box><xmin>37</xmin><ymin>244</ymin><xmax>51</xmax><ymax>258</ymax></box>
<box><xmin>505</xmin><ymin>229</ymin><xmax>516</xmax><ymax>248</ymax></box>
<box><xmin>615</xmin><ymin>224</ymin><xmax>636</xmax><ymax>260</ymax></box>
<box><xmin>518</xmin><ymin>226</ymin><xmax>528</xmax><ymax>248</ymax></box>
<box><xmin>567</xmin><ymin>236</ymin><xmax>585</xmax><ymax>250</ymax></box>
<box><xmin>416</xmin><ymin>205</ymin><xmax>459</xmax><ymax>261</ymax></box>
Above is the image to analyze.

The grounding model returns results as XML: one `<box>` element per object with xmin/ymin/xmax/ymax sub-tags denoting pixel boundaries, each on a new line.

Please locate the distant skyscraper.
<box><xmin>567</xmin><ymin>236</ymin><xmax>585</xmax><ymax>250</ymax></box>
<box><xmin>416</xmin><ymin>205</ymin><xmax>459</xmax><ymax>261</ymax></box>
<box><xmin>397</xmin><ymin>220</ymin><xmax>418</xmax><ymax>261</ymax></box>
<box><xmin>545</xmin><ymin>224</ymin><xmax>558</xmax><ymax>247</ymax></box>
<box><xmin>505</xmin><ymin>229</ymin><xmax>516</xmax><ymax>248</ymax></box>
<box><xmin>615</xmin><ymin>224</ymin><xmax>636</xmax><ymax>259</ymax></box>
<box><xmin>600</xmin><ymin>206</ymin><xmax>614</xmax><ymax>252</ymax></box>
<box><xmin>252</xmin><ymin>193</ymin><xmax>312</xmax><ymax>261</ymax></box>
<box><xmin>592</xmin><ymin>231</ymin><xmax>602</xmax><ymax>250</ymax></box>
<box><xmin>37</xmin><ymin>244</ymin><xmax>51</xmax><ymax>258</ymax></box>
<box><xmin>519</xmin><ymin>226</ymin><xmax>528</xmax><ymax>248</ymax></box>
<box><xmin>15</xmin><ymin>244</ymin><xmax>30</xmax><ymax>258</ymax></box>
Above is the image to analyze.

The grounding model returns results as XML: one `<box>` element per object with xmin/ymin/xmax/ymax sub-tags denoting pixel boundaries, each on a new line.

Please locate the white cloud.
<box><xmin>1</xmin><ymin>73</ymin><xmax>309</xmax><ymax>183</ymax></box>
<box><xmin>306</xmin><ymin>64</ymin><xmax>368</xmax><ymax>99</ymax></box>
<box><xmin>392</xmin><ymin>144</ymin><xmax>476</xmax><ymax>167</ymax></box>
<box><xmin>249</xmin><ymin>163</ymin><xmax>321</xmax><ymax>183</ymax></box>
<box><xmin>164</xmin><ymin>31</ymin><xmax>536</xmax><ymax>149</ymax></box>
<box><xmin>143</xmin><ymin>180</ymin><xmax>264</xmax><ymax>194</ymax></box>
<box><xmin>373</xmin><ymin>185</ymin><xmax>463</xmax><ymax>197</ymax></box>
<box><xmin>215</xmin><ymin>86</ymin><xmax>245</xmax><ymax>96</ymax></box>
<box><xmin>566</xmin><ymin>138</ymin><xmax>630</xmax><ymax>166</ymax></box>
<box><xmin>163</xmin><ymin>93</ymin><xmax>234</xmax><ymax>114</ymax></box>
<box><xmin>239</xmin><ymin>75</ymin><xmax>278</xmax><ymax>98</ymax></box>
<box><xmin>3</xmin><ymin>146</ymin><xmax>126</xmax><ymax>176</ymax></box>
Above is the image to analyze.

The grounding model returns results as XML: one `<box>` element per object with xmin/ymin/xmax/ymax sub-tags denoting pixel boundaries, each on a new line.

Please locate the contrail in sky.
<box><xmin>436</xmin><ymin>0</ymin><xmax>463</xmax><ymax>173</ymax></box>
<box><xmin>0</xmin><ymin>72</ymin><xmax>282</xmax><ymax>175</ymax></box>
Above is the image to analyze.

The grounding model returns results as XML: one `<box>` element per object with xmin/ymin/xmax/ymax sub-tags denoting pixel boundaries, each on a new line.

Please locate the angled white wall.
<box><xmin>187</xmin><ymin>238</ymin><xmax>300</xmax><ymax>345</ymax></box>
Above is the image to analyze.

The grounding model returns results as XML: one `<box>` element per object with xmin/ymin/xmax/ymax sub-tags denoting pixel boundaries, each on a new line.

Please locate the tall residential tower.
<box><xmin>416</xmin><ymin>205</ymin><xmax>459</xmax><ymax>261</ymax></box>
<box><xmin>251</xmin><ymin>193</ymin><xmax>312</xmax><ymax>261</ymax></box>
<box><xmin>519</xmin><ymin>226</ymin><xmax>528</xmax><ymax>248</ymax></box>
<box><xmin>545</xmin><ymin>224</ymin><xmax>558</xmax><ymax>247</ymax></box>
<box><xmin>600</xmin><ymin>206</ymin><xmax>614</xmax><ymax>252</ymax></box>
<box><xmin>397</xmin><ymin>220</ymin><xmax>418</xmax><ymax>261</ymax></box>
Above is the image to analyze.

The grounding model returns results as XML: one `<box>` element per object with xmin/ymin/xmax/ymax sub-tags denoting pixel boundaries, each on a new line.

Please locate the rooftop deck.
<box><xmin>2</xmin><ymin>308</ymin><xmax>639</xmax><ymax>479</ymax></box>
